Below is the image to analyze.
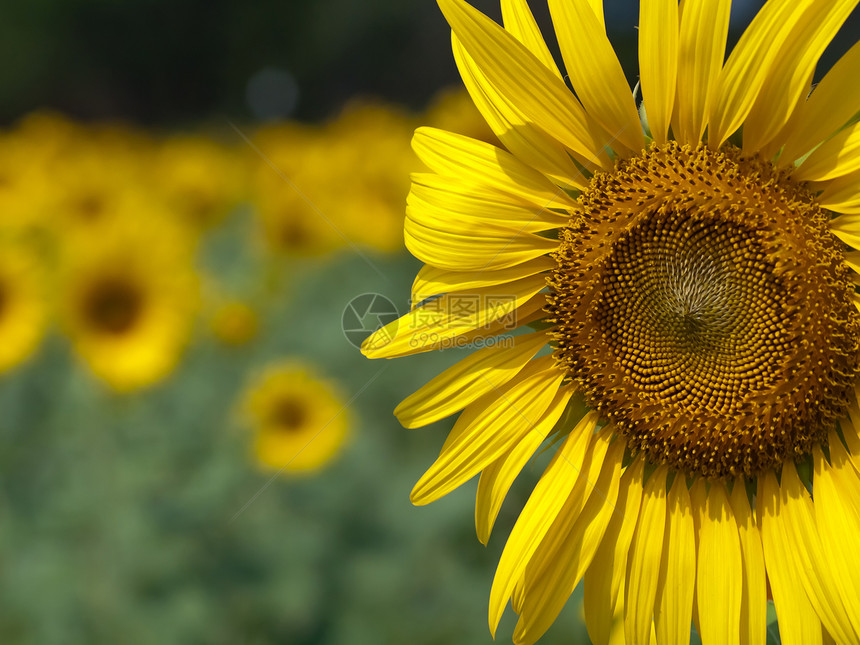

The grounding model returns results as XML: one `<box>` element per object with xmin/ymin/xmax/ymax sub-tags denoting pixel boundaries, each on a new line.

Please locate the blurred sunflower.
<box><xmin>0</xmin><ymin>130</ymin><xmax>53</xmax><ymax>231</ymax></box>
<box><xmin>242</xmin><ymin>362</ymin><xmax>349</xmax><ymax>474</ymax></box>
<box><xmin>0</xmin><ymin>236</ymin><xmax>47</xmax><ymax>374</ymax></box>
<box><xmin>323</xmin><ymin>102</ymin><xmax>415</xmax><ymax>254</ymax></box>
<box><xmin>253</xmin><ymin>123</ymin><xmax>346</xmax><ymax>257</ymax></box>
<box><xmin>425</xmin><ymin>86</ymin><xmax>499</xmax><ymax>146</ymax></box>
<box><xmin>59</xmin><ymin>216</ymin><xmax>198</xmax><ymax>392</ymax></box>
<box><xmin>252</xmin><ymin>103</ymin><xmax>415</xmax><ymax>258</ymax></box>
<box><xmin>155</xmin><ymin>134</ymin><xmax>246</xmax><ymax>230</ymax></box>
<box><xmin>363</xmin><ymin>1</ymin><xmax>860</xmax><ymax>644</ymax></box>
<box><xmin>211</xmin><ymin>300</ymin><xmax>259</xmax><ymax>347</ymax></box>
<box><xmin>44</xmin><ymin>122</ymin><xmax>154</xmax><ymax>231</ymax></box>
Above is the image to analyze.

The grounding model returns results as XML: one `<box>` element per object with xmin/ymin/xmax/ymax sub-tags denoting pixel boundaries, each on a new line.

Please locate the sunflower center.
<box><xmin>270</xmin><ymin>398</ymin><xmax>307</xmax><ymax>432</ymax></box>
<box><xmin>547</xmin><ymin>142</ymin><xmax>860</xmax><ymax>478</ymax></box>
<box><xmin>74</xmin><ymin>194</ymin><xmax>106</xmax><ymax>220</ymax></box>
<box><xmin>84</xmin><ymin>279</ymin><xmax>144</xmax><ymax>335</ymax></box>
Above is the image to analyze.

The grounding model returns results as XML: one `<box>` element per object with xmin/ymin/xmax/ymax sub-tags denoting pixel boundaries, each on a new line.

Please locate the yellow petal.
<box><xmin>773</xmin><ymin>464</ymin><xmax>856</xmax><ymax>644</ymax></box>
<box><xmin>439</xmin><ymin>0</ymin><xmax>611</xmax><ymax>168</ymax></box>
<box><xmin>547</xmin><ymin>0</ymin><xmax>644</xmax><ymax>154</ymax></box>
<box><xmin>512</xmin><ymin>573</ymin><xmax>526</xmax><ymax>615</ymax></box>
<box><xmin>844</xmin><ymin>404</ymin><xmax>860</xmax><ymax>470</ymax></box>
<box><xmin>411</xmin><ymin>127</ymin><xmax>578</xmax><ymax>209</ymax></box>
<box><xmin>411</xmin><ymin>355</ymin><xmax>568</xmax><ymax>506</ymax></box>
<box><xmin>845</xmin><ymin>251</ymin><xmax>860</xmax><ymax>278</ymax></box>
<box><xmin>654</xmin><ymin>474</ymin><xmax>695</xmax><ymax>645</ymax></box>
<box><xmin>411</xmin><ymin>257</ymin><xmax>555</xmax><ymax>303</ymax></box>
<box><xmin>404</xmin><ymin>207</ymin><xmax>557</xmax><ymax>272</ymax></box>
<box><xmin>452</xmin><ymin>36</ymin><xmax>591</xmax><ymax>188</ymax></box>
<box><xmin>638</xmin><ymin>0</ymin><xmax>678</xmax><ymax>145</ymax></box>
<box><xmin>409</xmin><ymin>172</ymin><xmax>566</xmax><ymax>234</ymax></box>
<box><xmin>829</xmin><ymin>214</ymin><xmax>860</xmax><ymax>251</ymax></box>
<box><xmin>572</xmin><ymin>0</ymin><xmax>606</xmax><ymax>30</ymax></box>
<box><xmin>742</xmin><ymin>0</ymin><xmax>858</xmax><ymax>154</ymax></box>
<box><xmin>813</xmin><ymin>440</ymin><xmax>860</xmax><ymax>635</ymax></box>
<box><xmin>583</xmin><ymin>454</ymin><xmax>645</xmax><ymax>645</ymax></box>
<box><xmin>794</xmin><ymin>121</ymin><xmax>860</xmax><ymax>182</ymax></box>
<box><xmin>500</xmin><ymin>0</ymin><xmax>563</xmax><ymax>80</ymax></box>
<box><xmin>475</xmin><ymin>407</ymin><xmax>554</xmax><ymax>544</ymax></box>
<box><xmin>817</xmin><ymin>168</ymin><xmax>860</xmax><ymax>215</ymax></box>
<box><xmin>361</xmin><ymin>276</ymin><xmax>546</xmax><ymax>359</ymax></box>
<box><xmin>708</xmin><ymin>0</ymin><xmax>821</xmax><ymax>148</ymax></box>
<box><xmin>780</xmin><ymin>40</ymin><xmax>860</xmax><ymax>163</ymax></box>
<box><xmin>755</xmin><ymin>69</ymin><xmax>815</xmax><ymax>162</ymax></box>
<box><xmin>696</xmin><ymin>482</ymin><xmax>743</xmax><ymax>645</ymax></box>
<box><xmin>757</xmin><ymin>472</ymin><xmax>824</xmax><ymax>645</ymax></box>
<box><xmin>625</xmin><ymin>466</ymin><xmax>668</xmax><ymax>645</ymax></box>
<box><xmin>395</xmin><ymin>331</ymin><xmax>548</xmax><ymax>428</ymax></box>
<box><xmin>514</xmin><ymin>432</ymin><xmax>623</xmax><ymax>645</ymax></box>
<box><xmin>673</xmin><ymin>0</ymin><xmax>731</xmax><ymax>144</ymax></box>
<box><xmin>728</xmin><ymin>481</ymin><xmax>767</xmax><ymax>645</ymax></box>
<box><xmin>489</xmin><ymin>411</ymin><xmax>600</xmax><ymax>635</ymax></box>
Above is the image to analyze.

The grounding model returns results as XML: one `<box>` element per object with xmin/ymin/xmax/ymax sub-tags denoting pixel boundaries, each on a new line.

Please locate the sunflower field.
<box><xmin>0</xmin><ymin>92</ymin><xmax>594</xmax><ymax>642</ymax></box>
<box><xmin>0</xmin><ymin>98</ymin><xmax>540</xmax><ymax>644</ymax></box>
<box><xmin>3</xmin><ymin>1</ymin><xmax>860</xmax><ymax>645</ymax></box>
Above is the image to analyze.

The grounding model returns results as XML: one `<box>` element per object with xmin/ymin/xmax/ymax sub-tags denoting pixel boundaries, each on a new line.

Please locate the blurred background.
<box><xmin>0</xmin><ymin>1</ymin><xmax>857</xmax><ymax>643</ymax></box>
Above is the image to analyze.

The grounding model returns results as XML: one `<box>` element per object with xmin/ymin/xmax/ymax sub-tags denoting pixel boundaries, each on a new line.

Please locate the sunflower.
<box><xmin>45</xmin><ymin>123</ymin><xmax>154</xmax><ymax>230</ymax></box>
<box><xmin>155</xmin><ymin>134</ymin><xmax>246</xmax><ymax>230</ymax></box>
<box><xmin>59</xmin><ymin>216</ymin><xmax>198</xmax><ymax>392</ymax></box>
<box><xmin>362</xmin><ymin>1</ymin><xmax>860</xmax><ymax>643</ymax></box>
<box><xmin>241</xmin><ymin>362</ymin><xmax>350</xmax><ymax>474</ymax></box>
<box><xmin>0</xmin><ymin>235</ymin><xmax>47</xmax><ymax>374</ymax></box>
<box><xmin>252</xmin><ymin>123</ymin><xmax>348</xmax><ymax>256</ymax></box>
<box><xmin>253</xmin><ymin>104</ymin><xmax>415</xmax><ymax>257</ymax></box>
<box><xmin>210</xmin><ymin>300</ymin><xmax>259</xmax><ymax>347</ymax></box>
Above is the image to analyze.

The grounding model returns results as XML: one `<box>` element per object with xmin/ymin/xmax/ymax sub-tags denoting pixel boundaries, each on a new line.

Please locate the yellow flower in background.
<box><xmin>253</xmin><ymin>123</ymin><xmax>347</xmax><ymax>256</ymax></box>
<box><xmin>0</xmin><ymin>129</ymin><xmax>57</xmax><ymax>231</ymax></box>
<box><xmin>252</xmin><ymin>102</ymin><xmax>414</xmax><ymax>257</ymax></box>
<box><xmin>155</xmin><ymin>134</ymin><xmax>246</xmax><ymax>230</ymax></box>
<box><xmin>242</xmin><ymin>362</ymin><xmax>349</xmax><ymax>474</ymax></box>
<box><xmin>211</xmin><ymin>300</ymin><xmax>259</xmax><ymax>347</ymax></box>
<box><xmin>59</xmin><ymin>215</ymin><xmax>198</xmax><ymax>392</ymax></box>
<box><xmin>51</xmin><ymin>151</ymin><xmax>139</xmax><ymax>227</ymax></box>
<box><xmin>364</xmin><ymin>1</ymin><xmax>860</xmax><ymax>644</ymax></box>
<box><xmin>0</xmin><ymin>235</ymin><xmax>48</xmax><ymax>374</ymax></box>
<box><xmin>425</xmin><ymin>86</ymin><xmax>499</xmax><ymax>146</ymax></box>
<box><xmin>323</xmin><ymin>101</ymin><xmax>415</xmax><ymax>254</ymax></box>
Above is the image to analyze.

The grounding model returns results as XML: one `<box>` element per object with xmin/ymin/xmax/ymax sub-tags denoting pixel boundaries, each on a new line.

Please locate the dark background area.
<box><xmin>1</xmin><ymin>0</ymin><xmax>856</xmax><ymax>127</ymax></box>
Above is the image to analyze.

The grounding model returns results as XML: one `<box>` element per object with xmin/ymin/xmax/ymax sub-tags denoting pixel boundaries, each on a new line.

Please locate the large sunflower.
<box><xmin>362</xmin><ymin>1</ymin><xmax>860</xmax><ymax>644</ymax></box>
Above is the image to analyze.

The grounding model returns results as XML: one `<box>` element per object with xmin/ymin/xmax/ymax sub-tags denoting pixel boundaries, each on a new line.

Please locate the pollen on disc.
<box><xmin>546</xmin><ymin>142</ymin><xmax>860</xmax><ymax>478</ymax></box>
